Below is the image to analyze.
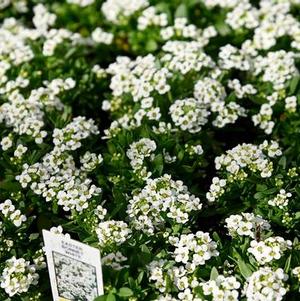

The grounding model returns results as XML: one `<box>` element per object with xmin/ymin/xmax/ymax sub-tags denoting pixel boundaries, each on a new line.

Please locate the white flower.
<box><xmin>101</xmin><ymin>0</ymin><xmax>149</xmax><ymax>24</ymax></box>
<box><xmin>96</xmin><ymin>220</ymin><xmax>131</xmax><ymax>247</ymax></box>
<box><xmin>138</xmin><ymin>6</ymin><xmax>168</xmax><ymax>30</ymax></box>
<box><xmin>170</xmin><ymin>231</ymin><xmax>219</xmax><ymax>269</ymax></box>
<box><xmin>14</xmin><ymin>144</ymin><xmax>27</xmax><ymax>158</ymax></box>
<box><xmin>201</xmin><ymin>275</ymin><xmax>241</xmax><ymax>301</ymax></box>
<box><xmin>248</xmin><ymin>236</ymin><xmax>292</xmax><ymax>265</ymax></box>
<box><xmin>214</xmin><ymin>141</ymin><xmax>281</xmax><ymax>181</ymax></box>
<box><xmin>0</xmin><ymin>257</ymin><xmax>39</xmax><ymax>297</ymax></box>
<box><xmin>80</xmin><ymin>151</ymin><xmax>103</xmax><ymax>172</ymax></box>
<box><xmin>67</xmin><ymin>0</ymin><xmax>95</xmax><ymax>6</ymax></box>
<box><xmin>91</xmin><ymin>27</ymin><xmax>113</xmax><ymax>45</ymax></box>
<box><xmin>285</xmin><ymin>96</ymin><xmax>297</xmax><ymax>113</ymax></box>
<box><xmin>32</xmin><ymin>4</ymin><xmax>56</xmax><ymax>34</ymax></box>
<box><xmin>0</xmin><ymin>199</ymin><xmax>15</xmax><ymax>216</ymax></box>
<box><xmin>225</xmin><ymin>213</ymin><xmax>270</xmax><ymax>238</ymax></box>
<box><xmin>127</xmin><ymin>174</ymin><xmax>202</xmax><ymax>234</ymax></box>
<box><xmin>1</xmin><ymin>136</ymin><xmax>13</xmax><ymax>151</ymax></box>
<box><xmin>50</xmin><ymin>225</ymin><xmax>71</xmax><ymax>239</ymax></box>
<box><xmin>0</xmin><ymin>199</ymin><xmax>27</xmax><ymax>227</ymax></box>
<box><xmin>293</xmin><ymin>266</ymin><xmax>300</xmax><ymax>282</ymax></box>
<box><xmin>102</xmin><ymin>252</ymin><xmax>128</xmax><ymax>270</ymax></box>
<box><xmin>194</xmin><ymin>77</ymin><xmax>226</xmax><ymax>105</ymax></box>
<box><xmin>254</xmin><ymin>51</ymin><xmax>298</xmax><ymax>90</ymax></box>
<box><xmin>243</xmin><ymin>267</ymin><xmax>288</xmax><ymax>301</ymax></box>
<box><xmin>10</xmin><ymin>209</ymin><xmax>27</xmax><ymax>227</ymax></box>
<box><xmin>169</xmin><ymin>98</ymin><xmax>210</xmax><ymax>133</ymax></box>
<box><xmin>17</xmin><ymin>118</ymin><xmax>102</xmax><ymax>212</ymax></box>
<box><xmin>228</xmin><ymin>79</ymin><xmax>257</xmax><ymax>99</ymax></box>
<box><xmin>52</xmin><ymin>116</ymin><xmax>99</xmax><ymax>151</ymax></box>
<box><xmin>126</xmin><ymin>138</ymin><xmax>157</xmax><ymax>179</ymax></box>
<box><xmin>161</xmin><ymin>41</ymin><xmax>215</xmax><ymax>75</ymax></box>
<box><xmin>268</xmin><ymin>189</ymin><xmax>292</xmax><ymax>209</ymax></box>
<box><xmin>206</xmin><ymin>177</ymin><xmax>227</xmax><ymax>203</ymax></box>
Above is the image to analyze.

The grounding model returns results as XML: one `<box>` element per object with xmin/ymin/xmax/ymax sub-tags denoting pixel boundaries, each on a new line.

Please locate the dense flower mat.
<box><xmin>0</xmin><ymin>0</ymin><xmax>300</xmax><ymax>300</ymax></box>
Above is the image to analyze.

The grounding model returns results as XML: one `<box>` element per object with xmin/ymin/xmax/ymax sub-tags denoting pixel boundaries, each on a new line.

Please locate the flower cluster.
<box><xmin>225</xmin><ymin>213</ymin><xmax>271</xmax><ymax>238</ymax></box>
<box><xmin>293</xmin><ymin>266</ymin><xmax>300</xmax><ymax>283</ymax></box>
<box><xmin>101</xmin><ymin>0</ymin><xmax>149</xmax><ymax>24</ymax></box>
<box><xmin>96</xmin><ymin>220</ymin><xmax>131</xmax><ymax>248</ymax></box>
<box><xmin>248</xmin><ymin>236</ymin><xmax>292</xmax><ymax>265</ymax></box>
<box><xmin>201</xmin><ymin>275</ymin><xmax>241</xmax><ymax>301</ymax></box>
<box><xmin>215</xmin><ymin>141</ymin><xmax>282</xmax><ymax>179</ymax></box>
<box><xmin>254</xmin><ymin>51</ymin><xmax>298</xmax><ymax>90</ymax></box>
<box><xmin>80</xmin><ymin>151</ymin><xmax>103</xmax><ymax>172</ymax></box>
<box><xmin>138</xmin><ymin>7</ymin><xmax>168</xmax><ymax>31</ymax></box>
<box><xmin>52</xmin><ymin>116</ymin><xmax>98</xmax><ymax>152</ymax></box>
<box><xmin>16</xmin><ymin>117</ymin><xmax>101</xmax><ymax>212</ymax></box>
<box><xmin>170</xmin><ymin>231</ymin><xmax>219</xmax><ymax>269</ymax></box>
<box><xmin>67</xmin><ymin>0</ymin><xmax>95</xmax><ymax>7</ymax></box>
<box><xmin>207</xmin><ymin>141</ymin><xmax>282</xmax><ymax>203</ymax></box>
<box><xmin>147</xmin><ymin>232</ymin><xmax>219</xmax><ymax>299</ymax></box>
<box><xmin>107</xmin><ymin>55</ymin><xmax>171</xmax><ymax>102</ymax></box>
<box><xmin>0</xmin><ymin>78</ymin><xmax>75</xmax><ymax>143</ymax></box>
<box><xmin>17</xmin><ymin>151</ymin><xmax>102</xmax><ymax>212</ymax></box>
<box><xmin>102</xmin><ymin>252</ymin><xmax>128</xmax><ymax>270</ymax></box>
<box><xmin>0</xmin><ymin>0</ymin><xmax>300</xmax><ymax>299</ymax></box>
<box><xmin>126</xmin><ymin>138</ymin><xmax>157</xmax><ymax>179</ymax></box>
<box><xmin>0</xmin><ymin>199</ymin><xmax>26</xmax><ymax>227</ymax></box>
<box><xmin>268</xmin><ymin>189</ymin><xmax>292</xmax><ymax>209</ymax></box>
<box><xmin>194</xmin><ymin>77</ymin><xmax>246</xmax><ymax>128</ymax></box>
<box><xmin>92</xmin><ymin>28</ymin><xmax>114</xmax><ymax>45</ymax></box>
<box><xmin>127</xmin><ymin>174</ymin><xmax>202</xmax><ymax>234</ymax></box>
<box><xmin>169</xmin><ymin>98</ymin><xmax>209</xmax><ymax>133</ymax></box>
<box><xmin>160</xmin><ymin>18</ymin><xmax>203</xmax><ymax>41</ymax></box>
<box><xmin>243</xmin><ymin>267</ymin><xmax>288</xmax><ymax>301</ymax></box>
<box><xmin>0</xmin><ymin>257</ymin><xmax>39</xmax><ymax>297</ymax></box>
<box><xmin>161</xmin><ymin>41</ymin><xmax>215</xmax><ymax>74</ymax></box>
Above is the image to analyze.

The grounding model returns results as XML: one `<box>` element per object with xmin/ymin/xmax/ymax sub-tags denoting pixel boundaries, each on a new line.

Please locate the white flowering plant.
<box><xmin>0</xmin><ymin>0</ymin><xmax>300</xmax><ymax>300</ymax></box>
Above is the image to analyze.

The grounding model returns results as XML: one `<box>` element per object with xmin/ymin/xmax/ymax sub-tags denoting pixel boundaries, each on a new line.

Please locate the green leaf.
<box><xmin>175</xmin><ymin>3</ymin><xmax>188</xmax><ymax>18</ymax></box>
<box><xmin>256</xmin><ymin>184</ymin><xmax>268</xmax><ymax>192</ymax></box>
<box><xmin>210</xmin><ymin>267</ymin><xmax>219</xmax><ymax>280</ymax></box>
<box><xmin>182</xmin><ymin>165</ymin><xmax>195</xmax><ymax>173</ymax></box>
<box><xmin>118</xmin><ymin>287</ymin><xmax>133</xmax><ymax>297</ymax></box>
<box><xmin>0</xmin><ymin>181</ymin><xmax>21</xmax><ymax>192</ymax></box>
<box><xmin>29</xmin><ymin>233</ymin><xmax>39</xmax><ymax>241</ymax></box>
<box><xmin>278</xmin><ymin>156</ymin><xmax>286</xmax><ymax>169</ymax></box>
<box><xmin>153</xmin><ymin>154</ymin><xmax>164</xmax><ymax>175</ymax></box>
<box><xmin>215</xmin><ymin>21</ymin><xmax>231</xmax><ymax>36</ymax></box>
<box><xmin>237</xmin><ymin>259</ymin><xmax>253</xmax><ymax>279</ymax></box>
<box><xmin>128</xmin><ymin>277</ymin><xmax>135</xmax><ymax>288</ymax></box>
<box><xmin>106</xmin><ymin>293</ymin><xmax>116</xmax><ymax>301</ymax></box>
<box><xmin>295</xmin><ymin>185</ymin><xmax>300</xmax><ymax>197</ymax></box>
<box><xmin>294</xmin><ymin>212</ymin><xmax>300</xmax><ymax>220</ymax></box>
<box><xmin>254</xmin><ymin>192</ymin><xmax>264</xmax><ymax>200</ymax></box>
<box><xmin>107</xmin><ymin>141</ymin><xmax>116</xmax><ymax>154</ymax></box>
<box><xmin>289</xmin><ymin>76</ymin><xmax>299</xmax><ymax>94</ymax></box>
<box><xmin>141</xmin><ymin>244</ymin><xmax>151</xmax><ymax>254</ymax></box>
<box><xmin>137</xmin><ymin>271</ymin><xmax>144</xmax><ymax>284</ymax></box>
<box><xmin>145</xmin><ymin>39</ymin><xmax>158</xmax><ymax>52</ymax></box>
<box><xmin>212</xmin><ymin>231</ymin><xmax>222</xmax><ymax>247</ymax></box>
<box><xmin>226</xmin><ymin>92</ymin><xmax>237</xmax><ymax>102</ymax></box>
<box><xmin>177</xmin><ymin>150</ymin><xmax>185</xmax><ymax>161</ymax></box>
<box><xmin>263</xmin><ymin>188</ymin><xmax>278</xmax><ymax>195</ymax></box>
<box><xmin>284</xmin><ymin>254</ymin><xmax>292</xmax><ymax>273</ymax></box>
<box><xmin>94</xmin><ymin>295</ymin><xmax>107</xmax><ymax>301</ymax></box>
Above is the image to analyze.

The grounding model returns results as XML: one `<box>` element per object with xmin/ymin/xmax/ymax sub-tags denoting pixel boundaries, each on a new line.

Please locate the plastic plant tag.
<box><xmin>42</xmin><ymin>230</ymin><xmax>104</xmax><ymax>301</ymax></box>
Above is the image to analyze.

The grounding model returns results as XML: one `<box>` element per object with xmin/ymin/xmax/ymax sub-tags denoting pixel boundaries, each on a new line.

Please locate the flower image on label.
<box><xmin>42</xmin><ymin>230</ymin><xmax>104</xmax><ymax>301</ymax></box>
